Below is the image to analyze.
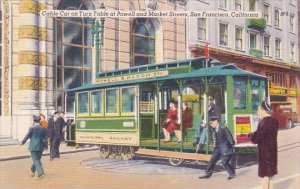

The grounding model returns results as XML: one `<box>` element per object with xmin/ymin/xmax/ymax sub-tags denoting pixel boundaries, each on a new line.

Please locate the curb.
<box><xmin>0</xmin><ymin>147</ymin><xmax>99</xmax><ymax>161</ymax></box>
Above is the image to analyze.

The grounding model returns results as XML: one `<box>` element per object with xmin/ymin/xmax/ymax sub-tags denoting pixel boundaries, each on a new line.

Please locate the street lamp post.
<box><xmin>90</xmin><ymin>3</ymin><xmax>105</xmax><ymax>79</ymax></box>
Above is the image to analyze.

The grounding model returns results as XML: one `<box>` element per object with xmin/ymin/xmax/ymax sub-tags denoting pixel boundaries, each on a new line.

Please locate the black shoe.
<box><xmin>227</xmin><ymin>175</ymin><xmax>235</xmax><ymax>180</ymax></box>
<box><xmin>198</xmin><ymin>175</ymin><xmax>210</xmax><ymax>179</ymax></box>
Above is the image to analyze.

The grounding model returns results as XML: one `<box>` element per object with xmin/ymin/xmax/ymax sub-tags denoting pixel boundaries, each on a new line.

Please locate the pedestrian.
<box><xmin>249</xmin><ymin>101</ymin><xmax>279</xmax><ymax>189</ymax></box>
<box><xmin>198</xmin><ymin>115</ymin><xmax>236</xmax><ymax>180</ymax></box>
<box><xmin>50</xmin><ymin>111</ymin><xmax>64</xmax><ymax>160</ymax></box>
<box><xmin>193</xmin><ymin>96</ymin><xmax>221</xmax><ymax>146</ymax></box>
<box><xmin>59</xmin><ymin>111</ymin><xmax>67</xmax><ymax>142</ymax></box>
<box><xmin>47</xmin><ymin>111</ymin><xmax>55</xmax><ymax>154</ymax></box>
<box><xmin>162</xmin><ymin>101</ymin><xmax>179</xmax><ymax>143</ymax></box>
<box><xmin>182</xmin><ymin>101</ymin><xmax>193</xmax><ymax>131</ymax></box>
<box><xmin>39</xmin><ymin>113</ymin><xmax>48</xmax><ymax>128</ymax></box>
<box><xmin>20</xmin><ymin>115</ymin><xmax>48</xmax><ymax>180</ymax></box>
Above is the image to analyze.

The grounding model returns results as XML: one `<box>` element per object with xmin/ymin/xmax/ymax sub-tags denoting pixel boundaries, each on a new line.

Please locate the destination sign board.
<box><xmin>94</xmin><ymin>70</ymin><xmax>169</xmax><ymax>84</ymax></box>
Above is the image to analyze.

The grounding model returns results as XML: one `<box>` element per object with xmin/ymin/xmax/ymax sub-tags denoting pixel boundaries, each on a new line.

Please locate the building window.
<box><xmin>219</xmin><ymin>22</ymin><xmax>228</xmax><ymax>46</ymax></box>
<box><xmin>132</xmin><ymin>18</ymin><xmax>155</xmax><ymax>66</ymax></box>
<box><xmin>289</xmin><ymin>0</ymin><xmax>296</xmax><ymax>5</ymax></box>
<box><xmin>264</xmin><ymin>35</ymin><xmax>270</xmax><ymax>56</ymax></box>
<box><xmin>289</xmin><ymin>76</ymin><xmax>296</xmax><ymax>88</ymax></box>
<box><xmin>249</xmin><ymin>33</ymin><xmax>257</xmax><ymax>49</ymax></box>
<box><xmin>197</xmin><ymin>18</ymin><xmax>206</xmax><ymax>41</ymax></box>
<box><xmin>235</xmin><ymin>0</ymin><xmax>242</xmax><ymax>11</ymax></box>
<box><xmin>235</xmin><ymin>27</ymin><xmax>243</xmax><ymax>50</ymax></box>
<box><xmin>252</xmin><ymin>69</ymin><xmax>261</xmax><ymax>74</ymax></box>
<box><xmin>274</xmin><ymin>9</ymin><xmax>280</xmax><ymax>28</ymax></box>
<box><xmin>55</xmin><ymin>0</ymin><xmax>93</xmax><ymax>112</ymax></box>
<box><xmin>266</xmin><ymin>72</ymin><xmax>286</xmax><ymax>87</ymax></box>
<box><xmin>0</xmin><ymin>3</ymin><xmax>2</xmax><ymax>116</ymax></box>
<box><xmin>290</xmin><ymin>42</ymin><xmax>295</xmax><ymax>62</ymax></box>
<box><xmin>249</xmin><ymin>0</ymin><xmax>256</xmax><ymax>11</ymax></box>
<box><xmin>263</xmin><ymin>4</ymin><xmax>270</xmax><ymax>24</ymax></box>
<box><xmin>219</xmin><ymin>0</ymin><xmax>227</xmax><ymax>9</ymax></box>
<box><xmin>290</xmin><ymin>14</ymin><xmax>294</xmax><ymax>33</ymax></box>
<box><xmin>275</xmin><ymin>38</ymin><xmax>281</xmax><ymax>58</ymax></box>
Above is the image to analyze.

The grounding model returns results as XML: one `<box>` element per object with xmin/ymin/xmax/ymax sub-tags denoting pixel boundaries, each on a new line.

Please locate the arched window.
<box><xmin>0</xmin><ymin>2</ymin><xmax>3</xmax><ymax>115</ymax></box>
<box><xmin>55</xmin><ymin>0</ymin><xmax>93</xmax><ymax>112</ymax></box>
<box><xmin>132</xmin><ymin>18</ymin><xmax>155</xmax><ymax>66</ymax></box>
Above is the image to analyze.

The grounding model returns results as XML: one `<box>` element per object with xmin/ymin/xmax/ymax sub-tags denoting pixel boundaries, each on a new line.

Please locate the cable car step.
<box><xmin>136</xmin><ymin>149</ymin><xmax>211</xmax><ymax>162</ymax></box>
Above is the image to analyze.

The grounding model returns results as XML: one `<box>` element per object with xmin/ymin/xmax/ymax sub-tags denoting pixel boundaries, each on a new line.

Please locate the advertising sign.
<box><xmin>234</xmin><ymin>115</ymin><xmax>251</xmax><ymax>143</ymax></box>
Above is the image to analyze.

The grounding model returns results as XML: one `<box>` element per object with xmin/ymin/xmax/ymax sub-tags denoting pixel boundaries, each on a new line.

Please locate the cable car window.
<box><xmin>251</xmin><ymin>79</ymin><xmax>259</xmax><ymax>110</ymax></box>
<box><xmin>233</xmin><ymin>78</ymin><xmax>246</xmax><ymax>109</ymax></box>
<box><xmin>122</xmin><ymin>87</ymin><xmax>135</xmax><ymax>113</ymax></box>
<box><xmin>91</xmin><ymin>90</ymin><xmax>103</xmax><ymax>114</ymax></box>
<box><xmin>106</xmin><ymin>89</ymin><xmax>118</xmax><ymax>113</ymax></box>
<box><xmin>160</xmin><ymin>89</ymin><xmax>178</xmax><ymax>110</ymax></box>
<box><xmin>78</xmin><ymin>92</ymin><xmax>89</xmax><ymax>114</ymax></box>
<box><xmin>140</xmin><ymin>90</ymin><xmax>154</xmax><ymax>113</ymax></box>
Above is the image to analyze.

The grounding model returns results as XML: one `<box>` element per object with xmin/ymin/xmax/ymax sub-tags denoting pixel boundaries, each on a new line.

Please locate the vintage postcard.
<box><xmin>0</xmin><ymin>0</ymin><xmax>299</xmax><ymax>189</ymax></box>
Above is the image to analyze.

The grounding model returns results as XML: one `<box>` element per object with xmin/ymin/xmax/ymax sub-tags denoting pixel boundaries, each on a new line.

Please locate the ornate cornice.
<box><xmin>19</xmin><ymin>51</ymin><xmax>46</xmax><ymax>65</ymax></box>
<box><xmin>189</xmin><ymin>44</ymin><xmax>300</xmax><ymax>72</ymax></box>
<box><xmin>19</xmin><ymin>77</ymin><xmax>46</xmax><ymax>90</ymax></box>
<box><xmin>19</xmin><ymin>0</ymin><xmax>38</xmax><ymax>14</ymax></box>
<box><xmin>3</xmin><ymin>0</ymin><xmax>11</xmax><ymax>116</ymax></box>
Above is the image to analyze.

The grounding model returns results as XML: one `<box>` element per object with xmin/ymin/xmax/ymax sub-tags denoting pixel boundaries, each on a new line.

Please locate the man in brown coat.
<box><xmin>249</xmin><ymin>101</ymin><xmax>279</xmax><ymax>189</ymax></box>
<box><xmin>182</xmin><ymin>102</ymin><xmax>193</xmax><ymax>130</ymax></box>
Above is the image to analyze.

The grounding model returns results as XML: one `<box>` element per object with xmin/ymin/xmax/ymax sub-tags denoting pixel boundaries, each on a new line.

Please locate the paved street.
<box><xmin>0</xmin><ymin>125</ymin><xmax>299</xmax><ymax>189</ymax></box>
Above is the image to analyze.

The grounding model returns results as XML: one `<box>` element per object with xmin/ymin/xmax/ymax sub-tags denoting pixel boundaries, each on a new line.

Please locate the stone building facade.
<box><xmin>0</xmin><ymin>0</ymin><xmax>187</xmax><ymax>140</ymax></box>
<box><xmin>187</xmin><ymin>0</ymin><xmax>300</xmax><ymax>121</ymax></box>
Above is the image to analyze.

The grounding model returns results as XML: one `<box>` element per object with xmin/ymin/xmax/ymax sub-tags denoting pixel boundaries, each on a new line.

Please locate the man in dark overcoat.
<box><xmin>249</xmin><ymin>101</ymin><xmax>279</xmax><ymax>189</ymax></box>
<box><xmin>47</xmin><ymin>113</ymin><xmax>55</xmax><ymax>154</ymax></box>
<box><xmin>21</xmin><ymin>115</ymin><xmax>48</xmax><ymax>179</ymax></box>
<box><xmin>199</xmin><ymin>115</ymin><xmax>236</xmax><ymax>180</ymax></box>
<box><xmin>50</xmin><ymin>111</ymin><xmax>65</xmax><ymax>160</ymax></box>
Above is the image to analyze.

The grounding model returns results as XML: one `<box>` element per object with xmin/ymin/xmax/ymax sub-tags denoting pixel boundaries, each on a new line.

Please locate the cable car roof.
<box><xmin>67</xmin><ymin>63</ymin><xmax>267</xmax><ymax>92</ymax></box>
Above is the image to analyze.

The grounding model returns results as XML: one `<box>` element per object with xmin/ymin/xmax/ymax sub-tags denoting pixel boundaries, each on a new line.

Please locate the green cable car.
<box><xmin>68</xmin><ymin>57</ymin><xmax>268</xmax><ymax>166</ymax></box>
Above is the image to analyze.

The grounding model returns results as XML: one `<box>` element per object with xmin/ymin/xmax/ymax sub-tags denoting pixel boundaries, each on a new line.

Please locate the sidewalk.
<box><xmin>0</xmin><ymin>142</ymin><xmax>99</xmax><ymax>161</ymax></box>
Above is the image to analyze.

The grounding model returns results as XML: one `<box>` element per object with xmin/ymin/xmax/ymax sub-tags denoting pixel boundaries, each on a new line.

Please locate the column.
<box><xmin>38</xmin><ymin>0</ymin><xmax>47</xmax><ymax>113</ymax></box>
<box><xmin>16</xmin><ymin>0</ymin><xmax>42</xmax><ymax>114</ymax></box>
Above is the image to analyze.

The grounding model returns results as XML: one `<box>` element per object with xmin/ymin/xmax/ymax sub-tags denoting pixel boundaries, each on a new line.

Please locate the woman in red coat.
<box><xmin>162</xmin><ymin>101</ymin><xmax>178</xmax><ymax>142</ymax></box>
<box><xmin>249</xmin><ymin>101</ymin><xmax>279</xmax><ymax>189</ymax></box>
